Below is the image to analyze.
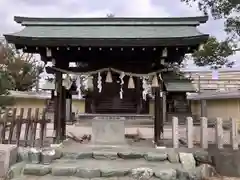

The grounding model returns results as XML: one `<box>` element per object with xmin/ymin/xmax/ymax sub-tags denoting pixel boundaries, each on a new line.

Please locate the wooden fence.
<box><xmin>0</xmin><ymin>108</ymin><xmax>51</xmax><ymax>147</ymax></box>
<box><xmin>171</xmin><ymin>116</ymin><xmax>239</xmax><ymax>150</ymax></box>
<box><xmin>0</xmin><ymin>107</ymin><xmax>239</xmax><ymax>150</ymax></box>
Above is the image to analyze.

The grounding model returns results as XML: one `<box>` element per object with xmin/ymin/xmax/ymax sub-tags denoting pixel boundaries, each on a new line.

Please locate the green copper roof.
<box><xmin>164</xmin><ymin>81</ymin><xmax>196</xmax><ymax>92</ymax></box>
<box><xmin>14</xmin><ymin>16</ymin><xmax>208</xmax><ymax>25</ymax></box>
<box><xmin>162</xmin><ymin>72</ymin><xmax>196</xmax><ymax>92</ymax></box>
<box><xmin>4</xmin><ymin>16</ymin><xmax>209</xmax><ymax>46</ymax></box>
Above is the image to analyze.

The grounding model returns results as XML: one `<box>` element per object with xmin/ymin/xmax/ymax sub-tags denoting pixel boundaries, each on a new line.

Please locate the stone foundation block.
<box><xmin>154</xmin><ymin>168</ymin><xmax>177</xmax><ymax>180</ymax></box>
<box><xmin>167</xmin><ymin>151</ymin><xmax>179</xmax><ymax>163</ymax></box>
<box><xmin>41</xmin><ymin>148</ymin><xmax>56</xmax><ymax>165</ymax></box>
<box><xmin>176</xmin><ymin>169</ymin><xmax>191</xmax><ymax>180</ymax></box>
<box><xmin>193</xmin><ymin>164</ymin><xmax>216</xmax><ymax>179</ymax></box>
<box><xmin>101</xmin><ymin>168</ymin><xmax>129</xmax><ymax>177</ymax></box>
<box><xmin>93</xmin><ymin>151</ymin><xmax>118</xmax><ymax>160</ymax></box>
<box><xmin>17</xmin><ymin>147</ymin><xmax>29</xmax><ymax>162</ymax></box>
<box><xmin>23</xmin><ymin>164</ymin><xmax>51</xmax><ymax>176</ymax></box>
<box><xmin>144</xmin><ymin>152</ymin><xmax>167</xmax><ymax>161</ymax></box>
<box><xmin>91</xmin><ymin>118</ymin><xmax>126</xmax><ymax>145</ymax></box>
<box><xmin>75</xmin><ymin>168</ymin><xmax>101</xmax><ymax>178</ymax></box>
<box><xmin>76</xmin><ymin>152</ymin><xmax>93</xmax><ymax>159</ymax></box>
<box><xmin>5</xmin><ymin>162</ymin><xmax>25</xmax><ymax>180</ymax></box>
<box><xmin>0</xmin><ymin>144</ymin><xmax>18</xmax><ymax>177</ymax></box>
<box><xmin>118</xmin><ymin>151</ymin><xmax>144</xmax><ymax>159</ymax></box>
<box><xmin>28</xmin><ymin>148</ymin><xmax>41</xmax><ymax>164</ymax></box>
<box><xmin>179</xmin><ymin>153</ymin><xmax>196</xmax><ymax>171</ymax></box>
<box><xmin>131</xmin><ymin>167</ymin><xmax>153</xmax><ymax>180</ymax></box>
<box><xmin>51</xmin><ymin>166</ymin><xmax>77</xmax><ymax>176</ymax></box>
<box><xmin>193</xmin><ymin>151</ymin><xmax>212</xmax><ymax>165</ymax></box>
<box><xmin>62</xmin><ymin>152</ymin><xmax>93</xmax><ymax>159</ymax></box>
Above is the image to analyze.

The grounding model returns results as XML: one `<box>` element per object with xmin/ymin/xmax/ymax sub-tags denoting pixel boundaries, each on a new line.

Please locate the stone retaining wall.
<box><xmin>6</xmin><ymin>147</ymin><xmax>217</xmax><ymax>180</ymax></box>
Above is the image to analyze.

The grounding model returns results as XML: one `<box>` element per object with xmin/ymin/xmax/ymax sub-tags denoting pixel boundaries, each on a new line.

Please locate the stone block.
<box><xmin>6</xmin><ymin>162</ymin><xmax>25</xmax><ymax>179</ymax></box>
<box><xmin>144</xmin><ymin>152</ymin><xmax>167</xmax><ymax>161</ymax></box>
<box><xmin>118</xmin><ymin>151</ymin><xmax>144</xmax><ymax>159</ymax></box>
<box><xmin>62</xmin><ymin>152</ymin><xmax>92</xmax><ymax>159</ymax></box>
<box><xmin>76</xmin><ymin>152</ymin><xmax>93</xmax><ymax>159</ymax></box>
<box><xmin>62</xmin><ymin>152</ymin><xmax>79</xmax><ymax>159</ymax></box>
<box><xmin>91</xmin><ymin>117</ymin><xmax>126</xmax><ymax>145</ymax></box>
<box><xmin>0</xmin><ymin>144</ymin><xmax>18</xmax><ymax>177</ymax></box>
<box><xmin>41</xmin><ymin>148</ymin><xmax>56</xmax><ymax>165</ymax></box>
<box><xmin>154</xmin><ymin>168</ymin><xmax>177</xmax><ymax>180</ymax></box>
<box><xmin>28</xmin><ymin>148</ymin><xmax>41</xmax><ymax>164</ymax></box>
<box><xmin>75</xmin><ymin>168</ymin><xmax>101</xmax><ymax>178</ymax></box>
<box><xmin>51</xmin><ymin>166</ymin><xmax>77</xmax><ymax>176</ymax></box>
<box><xmin>93</xmin><ymin>151</ymin><xmax>118</xmax><ymax>160</ymax></box>
<box><xmin>23</xmin><ymin>164</ymin><xmax>51</xmax><ymax>176</ymax></box>
<box><xmin>167</xmin><ymin>151</ymin><xmax>179</xmax><ymax>163</ymax></box>
<box><xmin>176</xmin><ymin>169</ymin><xmax>190</xmax><ymax>180</ymax></box>
<box><xmin>179</xmin><ymin>153</ymin><xmax>196</xmax><ymax>171</ymax></box>
<box><xmin>17</xmin><ymin>147</ymin><xmax>30</xmax><ymax>162</ymax></box>
<box><xmin>131</xmin><ymin>167</ymin><xmax>153</xmax><ymax>180</ymax></box>
<box><xmin>194</xmin><ymin>164</ymin><xmax>216</xmax><ymax>179</ymax></box>
<box><xmin>193</xmin><ymin>151</ymin><xmax>212</xmax><ymax>165</ymax></box>
<box><xmin>101</xmin><ymin>168</ymin><xmax>129</xmax><ymax>177</ymax></box>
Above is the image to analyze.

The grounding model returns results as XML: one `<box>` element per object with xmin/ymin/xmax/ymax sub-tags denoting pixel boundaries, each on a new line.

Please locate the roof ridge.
<box><xmin>14</xmin><ymin>16</ymin><xmax>208</xmax><ymax>24</ymax></box>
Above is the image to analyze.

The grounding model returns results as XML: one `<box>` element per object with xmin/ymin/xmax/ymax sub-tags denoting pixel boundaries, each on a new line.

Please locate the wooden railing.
<box><xmin>171</xmin><ymin>116</ymin><xmax>239</xmax><ymax>150</ymax></box>
<box><xmin>0</xmin><ymin>108</ymin><xmax>51</xmax><ymax>147</ymax></box>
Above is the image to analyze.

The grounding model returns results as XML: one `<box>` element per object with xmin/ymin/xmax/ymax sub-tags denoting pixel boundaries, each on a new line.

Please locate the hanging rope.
<box><xmin>51</xmin><ymin>67</ymin><xmax>172</xmax><ymax>77</ymax></box>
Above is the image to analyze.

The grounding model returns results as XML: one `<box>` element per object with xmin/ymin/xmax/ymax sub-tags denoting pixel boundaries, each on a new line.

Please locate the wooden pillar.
<box><xmin>200</xmin><ymin>99</ymin><xmax>207</xmax><ymax>117</ymax></box>
<box><xmin>53</xmin><ymin>88</ymin><xmax>57</xmax><ymax>136</ymax></box>
<box><xmin>55</xmin><ymin>71</ymin><xmax>63</xmax><ymax>144</ymax></box>
<box><xmin>61</xmin><ymin>86</ymin><xmax>66</xmax><ymax>140</ymax></box>
<box><xmin>154</xmin><ymin>87</ymin><xmax>161</xmax><ymax>145</ymax></box>
<box><xmin>161</xmin><ymin>91</ymin><xmax>167</xmax><ymax>128</ymax></box>
<box><xmin>51</xmin><ymin>90</ymin><xmax>54</xmax><ymax>99</ymax></box>
<box><xmin>66</xmin><ymin>90</ymin><xmax>72</xmax><ymax>123</ymax></box>
<box><xmin>136</xmin><ymin>77</ymin><xmax>142</xmax><ymax>114</ymax></box>
<box><xmin>91</xmin><ymin>75</ymin><xmax>97</xmax><ymax>113</ymax></box>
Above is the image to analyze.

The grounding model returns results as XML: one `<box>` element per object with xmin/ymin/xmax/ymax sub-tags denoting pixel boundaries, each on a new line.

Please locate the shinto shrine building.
<box><xmin>4</xmin><ymin>16</ymin><xmax>209</xmax><ymax>143</ymax></box>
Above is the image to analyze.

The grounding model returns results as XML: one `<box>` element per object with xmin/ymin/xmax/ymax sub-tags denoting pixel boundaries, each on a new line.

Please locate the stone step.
<box><xmin>62</xmin><ymin>150</ymin><xmax>170</xmax><ymax>162</ymax></box>
<box><xmin>11</xmin><ymin>147</ymin><xmax>215</xmax><ymax>180</ymax></box>
<box><xmin>22</xmin><ymin>159</ymin><xmax>183</xmax><ymax>178</ymax></box>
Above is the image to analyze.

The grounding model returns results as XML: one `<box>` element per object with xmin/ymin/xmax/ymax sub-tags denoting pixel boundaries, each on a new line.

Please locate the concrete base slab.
<box><xmin>0</xmin><ymin>144</ymin><xmax>18</xmax><ymax>177</ymax></box>
<box><xmin>91</xmin><ymin>117</ymin><xmax>127</xmax><ymax>145</ymax></box>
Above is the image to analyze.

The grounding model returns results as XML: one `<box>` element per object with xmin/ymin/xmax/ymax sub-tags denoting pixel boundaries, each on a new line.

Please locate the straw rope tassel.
<box><xmin>162</xmin><ymin>48</ymin><xmax>168</xmax><ymax>57</ymax></box>
<box><xmin>128</xmin><ymin>76</ymin><xmax>135</xmax><ymax>89</ymax></box>
<box><xmin>105</xmin><ymin>70</ymin><xmax>113</xmax><ymax>83</ymax></box>
<box><xmin>151</xmin><ymin>74</ymin><xmax>159</xmax><ymax>87</ymax></box>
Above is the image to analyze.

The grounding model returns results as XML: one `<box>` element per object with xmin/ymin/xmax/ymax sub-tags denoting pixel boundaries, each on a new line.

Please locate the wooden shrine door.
<box><xmin>94</xmin><ymin>73</ymin><xmax>138</xmax><ymax>114</ymax></box>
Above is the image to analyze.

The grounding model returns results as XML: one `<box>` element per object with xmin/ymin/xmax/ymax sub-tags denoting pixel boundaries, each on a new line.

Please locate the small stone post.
<box><xmin>230</xmin><ymin>118</ymin><xmax>238</xmax><ymax>150</ymax></box>
<box><xmin>186</xmin><ymin>117</ymin><xmax>193</xmax><ymax>148</ymax></box>
<box><xmin>215</xmin><ymin>117</ymin><xmax>223</xmax><ymax>149</ymax></box>
<box><xmin>172</xmin><ymin>116</ymin><xmax>178</xmax><ymax>148</ymax></box>
<box><xmin>200</xmin><ymin>117</ymin><xmax>208</xmax><ymax>149</ymax></box>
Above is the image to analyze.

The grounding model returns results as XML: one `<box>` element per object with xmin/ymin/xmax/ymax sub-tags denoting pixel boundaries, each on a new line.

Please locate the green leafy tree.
<box><xmin>181</xmin><ymin>0</ymin><xmax>239</xmax><ymax>68</ymax></box>
<box><xmin>192</xmin><ymin>36</ymin><xmax>235</xmax><ymax>69</ymax></box>
<box><xmin>0</xmin><ymin>42</ymin><xmax>14</xmax><ymax>108</ymax></box>
<box><xmin>0</xmin><ymin>71</ymin><xmax>15</xmax><ymax>107</ymax></box>
<box><xmin>0</xmin><ymin>41</ymin><xmax>43</xmax><ymax>91</ymax></box>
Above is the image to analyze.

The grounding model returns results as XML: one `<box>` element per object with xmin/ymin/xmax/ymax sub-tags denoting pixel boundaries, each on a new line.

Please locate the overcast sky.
<box><xmin>0</xmin><ymin>0</ymin><xmax>239</xmax><ymax>71</ymax></box>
